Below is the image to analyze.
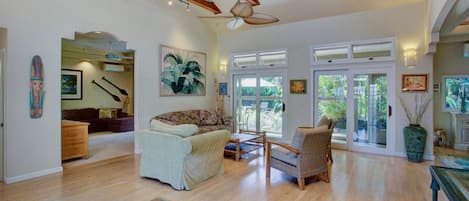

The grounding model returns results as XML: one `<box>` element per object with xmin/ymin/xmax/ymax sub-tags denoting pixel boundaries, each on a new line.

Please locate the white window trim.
<box><xmin>230</xmin><ymin>48</ymin><xmax>288</xmax><ymax>71</ymax></box>
<box><xmin>310</xmin><ymin>37</ymin><xmax>396</xmax><ymax>66</ymax></box>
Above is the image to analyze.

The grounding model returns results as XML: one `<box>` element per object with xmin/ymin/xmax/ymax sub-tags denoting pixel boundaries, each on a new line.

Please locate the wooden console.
<box><xmin>61</xmin><ymin>120</ymin><xmax>90</xmax><ymax>161</ymax></box>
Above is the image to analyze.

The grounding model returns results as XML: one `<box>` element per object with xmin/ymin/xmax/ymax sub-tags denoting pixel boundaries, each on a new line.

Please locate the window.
<box><xmin>233</xmin><ymin>53</ymin><xmax>257</xmax><ymax>69</ymax></box>
<box><xmin>311</xmin><ymin>38</ymin><xmax>395</xmax><ymax>65</ymax></box>
<box><xmin>352</xmin><ymin>42</ymin><xmax>393</xmax><ymax>59</ymax></box>
<box><xmin>231</xmin><ymin>49</ymin><xmax>287</xmax><ymax>70</ymax></box>
<box><xmin>313</xmin><ymin>47</ymin><xmax>349</xmax><ymax>63</ymax></box>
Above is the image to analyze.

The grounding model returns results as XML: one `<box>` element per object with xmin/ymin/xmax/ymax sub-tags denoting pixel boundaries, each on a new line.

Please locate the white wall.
<box><xmin>218</xmin><ymin>2</ymin><xmax>434</xmax><ymax>158</ymax></box>
<box><xmin>61</xmin><ymin>61</ymin><xmax>135</xmax><ymax>114</ymax></box>
<box><xmin>0</xmin><ymin>27</ymin><xmax>6</xmax><ymax>181</ymax></box>
<box><xmin>0</xmin><ymin>0</ymin><xmax>217</xmax><ymax>182</ymax></box>
<box><xmin>433</xmin><ymin>41</ymin><xmax>469</xmax><ymax>140</ymax></box>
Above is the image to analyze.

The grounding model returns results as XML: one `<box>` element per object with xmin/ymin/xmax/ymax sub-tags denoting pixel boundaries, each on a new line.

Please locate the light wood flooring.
<box><xmin>0</xmin><ymin>150</ymin><xmax>448</xmax><ymax>201</ymax></box>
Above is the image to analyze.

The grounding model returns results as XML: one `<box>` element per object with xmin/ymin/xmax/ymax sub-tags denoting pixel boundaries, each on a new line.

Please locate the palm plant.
<box><xmin>161</xmin><ymin>53</ymin><xmax>205</xmax><ymax>94</ymax></box>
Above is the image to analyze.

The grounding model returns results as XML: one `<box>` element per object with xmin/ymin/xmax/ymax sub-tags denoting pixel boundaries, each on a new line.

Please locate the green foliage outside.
<box><xmin>445</xmin><ymin>78</ymin><xmax>469</xmax><ymax>111</ymax></box>
<box><xmin>317</xmin><ymin>74</ymin><xmax>387</xmax><ymax>129</ymax></box>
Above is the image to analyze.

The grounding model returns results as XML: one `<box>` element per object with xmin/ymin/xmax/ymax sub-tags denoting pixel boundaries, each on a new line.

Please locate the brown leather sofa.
<box><xmin>62</xmin><ymin>108</ymin><xmax>134</xmax><ymax>133</ymax></box>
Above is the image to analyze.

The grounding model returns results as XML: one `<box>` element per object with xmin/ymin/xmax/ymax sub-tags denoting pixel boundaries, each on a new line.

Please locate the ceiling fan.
<box><xmin>199</xmin><ymin>0</ymin><xmax>279</xmax><ymax>30</ymax></box>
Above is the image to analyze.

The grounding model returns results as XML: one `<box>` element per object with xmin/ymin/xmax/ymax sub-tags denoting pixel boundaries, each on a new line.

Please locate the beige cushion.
<box><xmin>150</xmin><ymin>119</ymin><xmax>198</xmax><ymax>137</ymax></box>
<box><xmin>99</xmin><ymin>109</ymin><xmax>113</xmax><ymax>119</ymax></box>
<box><xmin>317</xmin><ymin>116</ymin><xmax>331</xmax><ymax>128</ymax></box>
<box><xmin>271</xmin><ymin>147</ymin><xmax>298</xmax><ymax>166</ymax></box>
<box><xmin>291</xmin><ymin>125</ymin><xmax>328</xmax><ymax>149</ymax></box>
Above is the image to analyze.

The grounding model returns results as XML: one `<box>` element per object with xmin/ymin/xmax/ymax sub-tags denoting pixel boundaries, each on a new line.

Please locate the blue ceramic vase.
<box><xmin>403</xmin><ymin>124</ymin><xmax>427</xmax><ymax>162</ymax></box>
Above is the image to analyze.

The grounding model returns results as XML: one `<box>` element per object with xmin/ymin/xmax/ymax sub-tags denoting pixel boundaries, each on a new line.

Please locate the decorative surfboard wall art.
<box><xmin>30</xmin><ymin>55</ymin><xmax>45</xmax><ymax>118</ymax></box>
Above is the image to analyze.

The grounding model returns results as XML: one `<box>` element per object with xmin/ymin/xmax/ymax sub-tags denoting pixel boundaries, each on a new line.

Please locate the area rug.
<box><xmin>63</xmin><ymin>131</ymin><xmax>134</xmax><ymax>167</ymax></box>
<box><xmin>438</xmin><ymin>155</ymin><xmax>469</xmax><ymax>170</ymax></box>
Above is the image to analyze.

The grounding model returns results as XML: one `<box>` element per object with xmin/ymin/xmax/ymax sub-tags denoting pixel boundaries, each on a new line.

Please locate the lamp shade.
<box><xmin>404</xmin><ymin>48</ymin><xmax>417</xmax><ymax>68</ymax></box>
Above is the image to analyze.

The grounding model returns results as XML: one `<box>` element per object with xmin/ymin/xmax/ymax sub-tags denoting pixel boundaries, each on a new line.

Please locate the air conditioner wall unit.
<box><xmin>103</xmin><ymin>63</ymin><xmax>125</xmax><ymax>72</ymax></box>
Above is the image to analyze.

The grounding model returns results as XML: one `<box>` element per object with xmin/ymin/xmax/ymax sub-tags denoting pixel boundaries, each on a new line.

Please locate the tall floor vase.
<box><xmin>403</xmin><ymin>124</ymin><xmax>427</xmax><ymax>162</ymax></box>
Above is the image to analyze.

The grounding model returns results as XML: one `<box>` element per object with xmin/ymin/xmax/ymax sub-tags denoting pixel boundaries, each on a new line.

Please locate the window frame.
<box><xmin>230</xmin><ymin>49</ymin><xmax>288</xmax><ymax>71</ymax></box>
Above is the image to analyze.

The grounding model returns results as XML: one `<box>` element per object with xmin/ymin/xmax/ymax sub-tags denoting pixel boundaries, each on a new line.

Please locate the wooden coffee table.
<box><xmin>225</xmin><ymin>133</ymin><xmax>265</xmax><ymax>161</ymax></box>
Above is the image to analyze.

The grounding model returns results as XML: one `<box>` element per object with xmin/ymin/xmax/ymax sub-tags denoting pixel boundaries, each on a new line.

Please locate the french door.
<box><xmin>233</xmin><ymin>71</ymin><xmax>286</xmax><ymax>137</ymax></box>
<box><xmin>314</xmin><ymin>66</ymin><xmax>395</xmax><ymax>154</ymax></box>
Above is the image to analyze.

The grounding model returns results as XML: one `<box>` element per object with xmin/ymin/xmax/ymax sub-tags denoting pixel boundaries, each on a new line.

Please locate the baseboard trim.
<box><xmin>5</xmin><ymin>166</ymin><xmax>63</xmax><ymax>184</ymax></box>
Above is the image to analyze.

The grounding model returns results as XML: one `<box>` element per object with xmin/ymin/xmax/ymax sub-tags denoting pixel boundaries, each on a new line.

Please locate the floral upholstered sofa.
<box><xmin>153</xmin><ymin>110</ymin><xmax>231</xmax><ymax>134</ymax></box>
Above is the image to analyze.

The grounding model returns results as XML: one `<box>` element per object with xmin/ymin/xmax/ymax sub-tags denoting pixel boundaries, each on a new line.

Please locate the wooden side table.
<box><xmin>61</xmin><ymin>120</ymin><xmax>90</xmax><ymax>161</ymax></box>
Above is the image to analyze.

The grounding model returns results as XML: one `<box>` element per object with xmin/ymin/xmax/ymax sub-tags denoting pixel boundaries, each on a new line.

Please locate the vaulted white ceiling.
<box><xmin>187</xmin><ymin>0</ymin><xmax>424</xmax><ymax>33</ymax></box>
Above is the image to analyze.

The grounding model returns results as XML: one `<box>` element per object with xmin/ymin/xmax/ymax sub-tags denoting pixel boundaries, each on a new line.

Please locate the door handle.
<box><xmin>282</xmin><ymin>103</ymin><xmax>286</xmax><ymax>112</ymax></box>
<box><xmin>388</xmin><ymin>105</ymin><xmax>392</xmax><ymax>117</ymax></box>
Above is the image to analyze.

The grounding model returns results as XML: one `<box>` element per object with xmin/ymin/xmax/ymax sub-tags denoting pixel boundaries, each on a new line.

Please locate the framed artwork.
<box><xmin>402</xmin><ymin>74</ymin><xmax>428</xmax><ymax>92</ymax></box>
<box><xmin>61</xmin><ymin>69</ymin><xmax>83</xmax><ymax>100</ymax></box>
<box><xmin>290</xmin><ymin>79</ymin><xmax>307</xmax><ymax>94</ymax></box>
<box><xmin>219</xmin><ymin>82</ymin><xmax>228</xmax><ymax>95</ymax></box>
<box><xmin>442</xmin><ymin>75</ymin><xmax>469</xmax><ymax>112</ymax></box>
<box><xmin>160</xmin><ymin>45</ymin><xmax>206</xmax><ymax>96</ymax></box>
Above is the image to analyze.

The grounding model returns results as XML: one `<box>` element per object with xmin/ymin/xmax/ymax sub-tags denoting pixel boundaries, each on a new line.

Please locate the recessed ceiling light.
<box><xmin>168</xmin><ymin>0</ymin><xmax>173</xmax><ymax>6</ymax></box>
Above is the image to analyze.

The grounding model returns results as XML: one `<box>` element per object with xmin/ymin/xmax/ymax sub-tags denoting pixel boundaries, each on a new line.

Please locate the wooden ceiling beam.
<box><xmin>247</xmin><ymin>0</ymin><xmax>260</xmax><ymax>6</ymax></box>
<box><xmin>188</xmin><ymin>0</ymin><xmax>222</xmax><ymax>14</ymax></box>
<box><xmin>461</xmin><ymin>18</ymin><xmax>469</xmax><ymax>26</ymax></box>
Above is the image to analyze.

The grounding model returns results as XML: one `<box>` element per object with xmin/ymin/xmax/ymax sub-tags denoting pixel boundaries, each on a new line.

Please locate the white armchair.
<box><xmin>137</xmin><ymin>129</ymin><xmax>230</xmax><ymax>190</ymax></box>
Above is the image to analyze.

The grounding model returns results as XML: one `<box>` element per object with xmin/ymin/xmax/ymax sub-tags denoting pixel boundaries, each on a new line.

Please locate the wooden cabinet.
<box><xmin>450</xmin><ymin>113</ymin><xmax>469</xmax><ymax>151</ymax></box>
<box><xmin>61</xmin><ymin>120</ymin><xmax>90</xmax><ymax>161</ymax></box>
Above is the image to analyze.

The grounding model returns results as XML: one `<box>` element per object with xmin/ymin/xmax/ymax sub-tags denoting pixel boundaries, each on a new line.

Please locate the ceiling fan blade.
<box><xmin>227</xmin><ymin>18</ymin><xmax>245</xmax><ymax>30</ymax></box>
<box><xmin>242</xmin><ymin>13</ymin><xmax>279</xmax><ymax>25</ymax></box>
<box><xmin>198</xmin><ymin>16</ymin><xmax>236</xmax><ymax>19</ymax></box>
<box><xmin>230</xmin><ymin>1</ymin><xmax>253</xmax><ymax>17</ymax></box>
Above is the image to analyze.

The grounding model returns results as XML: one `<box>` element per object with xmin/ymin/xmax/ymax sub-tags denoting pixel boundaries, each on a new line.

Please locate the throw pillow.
<box><xmin>99</xmin><ymin>109</ymin><xmax>113</xmax><ymax>119</ymax></box>
<box><xmin>200</xmin><ymin>110</ymin><xmax>220</xmax><ymax>126</ymax></box>
<box><xmin>150</xmin><ymin>119</ymin><xmax>199</xmax><ymax>137</ymax></box>
<box><xmin>291</xmin><ymin>125</ymin><xmax>328</xmax><ymax>149</ymax></box>
<box><xmin>317</xmin><ymin>116</ymin><xmax>331</xmax><ymax>128</ymax></box>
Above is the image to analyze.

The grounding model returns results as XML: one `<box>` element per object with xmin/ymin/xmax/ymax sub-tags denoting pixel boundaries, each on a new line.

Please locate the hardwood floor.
<box><xmin>0</xmin><ymin>150</ymin><xmax>448</xmax><ymax>201</ymax></box>
<box><xmin>434</xmin><ymin>146</ymin><xmax>469</xmax><ymax>158</ymax></box>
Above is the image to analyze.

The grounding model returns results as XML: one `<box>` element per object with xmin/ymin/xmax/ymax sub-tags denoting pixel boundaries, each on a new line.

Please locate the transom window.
<box><xmin>231</xmin><ymin>49</ymin><xmax>287</xmax><ymax>70</ymax></box>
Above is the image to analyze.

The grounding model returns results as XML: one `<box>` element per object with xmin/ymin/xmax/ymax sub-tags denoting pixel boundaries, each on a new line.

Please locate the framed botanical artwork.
<box><xmin>290</xmin><ymin>79</ymin><xmax>307</xmax><ymax>94</ymax></box>
<box><xmin>402</xmin><ymin>74</ymin><xmax>428</xmax><ymax>92</ymax></box>
<box><xmin>61</xmin><ymin>69</ymin><xmax>83</xmax><ymax>100</ymax></box>
<box><xmin>219</xmin><ymin>82</ymin><xmax>228</xmax><ymax>95</ymax></box>
<box><xmin>160</xmin><ymin>45</ymin><xmax>206</xmax><ymax>96</ymax></box>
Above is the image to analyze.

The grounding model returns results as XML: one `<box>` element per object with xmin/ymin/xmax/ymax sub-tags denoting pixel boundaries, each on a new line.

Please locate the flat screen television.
<box><xmin>443</xmin><ymin>75</ymin><xmax>469</xmax><ymax>112</ymax></box>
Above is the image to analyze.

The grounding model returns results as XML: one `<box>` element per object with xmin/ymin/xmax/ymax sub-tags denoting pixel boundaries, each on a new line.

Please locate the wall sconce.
<box><xmin>218</xmin><ymin>63</ymin><xmax>227</xmax><ymax>81</ymax></box>
<box><xmin>404</xmin><ymin>48</ymin><xmax>417</xmax><ymax>68</ymax></box>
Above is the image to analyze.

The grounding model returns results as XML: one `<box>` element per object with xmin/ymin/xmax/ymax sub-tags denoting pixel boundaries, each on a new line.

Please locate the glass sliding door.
<box><xmin>348</xmin><ymin>67</ymin><xmax>395</xmax><ymax>154</ymax></box>
<box><xmin>313</xmin><ymin>67</ymin><xmax>395</xmax><ymax>154</ymax></box>
<box><xmin>352</xmin><ymin>73</ymin><xmax>388</xmax><ymax>148</ymax></box>
<box><xmin>314</xmin><ymin>71</ymin><xmax>348</xmax><ymax>149</ymax></box>
<box><xmin>234</xmin><ymin>75</ymin><xmax>257</xmax><ymax>131</ymax></box>
<box><xmin>233</xmin><ymin>72</ymin><xmax>286</xmax><ymax>137</ymax></box>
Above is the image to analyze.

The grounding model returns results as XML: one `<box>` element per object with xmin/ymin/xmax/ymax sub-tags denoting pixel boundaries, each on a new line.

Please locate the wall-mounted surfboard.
<box><xmin>30</xmin><ymin>55</ymin><xmax>45</xmax><ymax>118</ymax></box>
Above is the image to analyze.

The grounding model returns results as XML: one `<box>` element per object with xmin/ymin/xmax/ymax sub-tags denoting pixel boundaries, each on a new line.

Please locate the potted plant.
<box><xmin>399</xmin><ymin>94</ymin><xmax>432</xmax><ymax>162</ymax></box>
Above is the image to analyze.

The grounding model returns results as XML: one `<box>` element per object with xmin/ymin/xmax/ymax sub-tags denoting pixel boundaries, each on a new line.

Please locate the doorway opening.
<box><xmin>232</xmin><ymin>71</ymin><xmax>287</xmax><ymax>137</ymax></box>
<box><xmin>60</xmin><ymin>32</ymin><xmax>135</xmax><ymax>167</ymax></box>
